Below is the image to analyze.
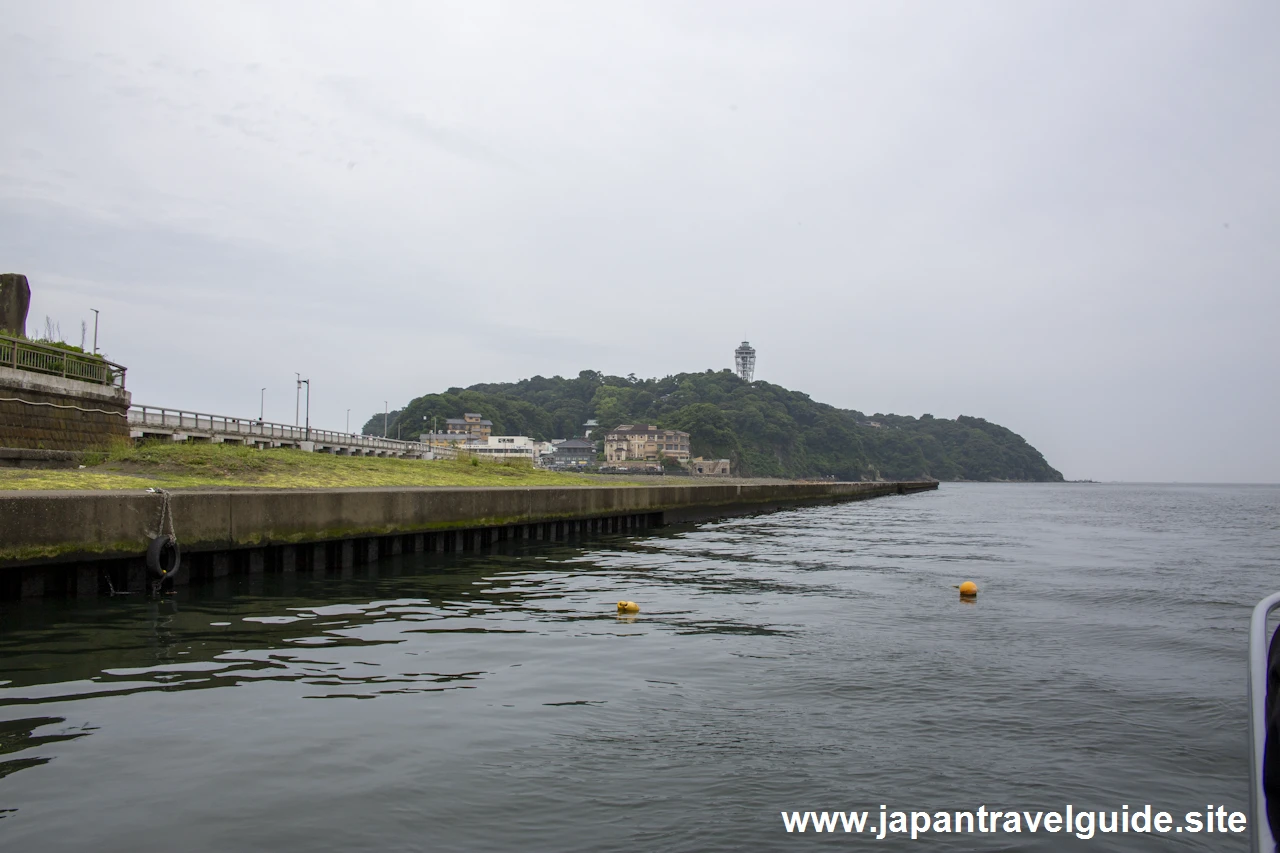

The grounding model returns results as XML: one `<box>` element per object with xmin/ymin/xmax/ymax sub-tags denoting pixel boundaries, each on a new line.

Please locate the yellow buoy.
<box><xmin>959</xmin><ymin>581</ymin><xmax>978</xmax><ymax>597</ymax></box>
<box><xmin>617</xmin><ymin>600</ymin><xmax>640</xmax><ymax>613</ymax></box>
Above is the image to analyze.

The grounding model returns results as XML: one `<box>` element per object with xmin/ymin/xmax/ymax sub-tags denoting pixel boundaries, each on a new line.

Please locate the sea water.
<box><xmin>1</xmin><ymin>483</ymin><xmax>1277</xmax><ymax>851</ymax></box>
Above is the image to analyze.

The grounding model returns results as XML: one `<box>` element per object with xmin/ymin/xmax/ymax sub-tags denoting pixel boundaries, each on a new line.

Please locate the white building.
<box><xmin>418</xmin><ymin>433</ymin><xmax>554</xmax><ymax>464</ymax></box>
<box><xmin>456</xmin><ymin>435</ymin><xmax>549</xmax><ymax>464</ymax></box>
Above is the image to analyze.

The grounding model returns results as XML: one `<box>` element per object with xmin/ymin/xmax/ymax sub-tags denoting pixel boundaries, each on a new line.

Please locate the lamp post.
<box><xmin>346</xmin><ymin>409</ymin><xmax>351</xmax><ymax>434</ymax></box>
<box><xmin>384</xmin><ymin>401</ymin><xmax>388</xmax><ymax>438</ymax></box>
<box><xmin>295</xmin><ymin>373</ymin><xmax>301</xmax><ymax>426</ymax></box>
<box><xmin>90</xmin><ymin>309</ymin><xmax>99</xmax><ymax>354</ymax></box>
<box><xmin>297</xmin><ymin>377</ymin><xmax>310</xmax><ymax>441</ymax></box>
<box><xmin>260</xmin><ymin>387</ymin><xmax>265</xmax><ymax>421</ymax></box>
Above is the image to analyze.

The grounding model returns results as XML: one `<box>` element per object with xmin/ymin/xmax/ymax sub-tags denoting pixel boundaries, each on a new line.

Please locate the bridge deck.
<box><xmin>128</xmin><ymin>405</ymin><xmax>431</xmax><ymax>458</ymax></box>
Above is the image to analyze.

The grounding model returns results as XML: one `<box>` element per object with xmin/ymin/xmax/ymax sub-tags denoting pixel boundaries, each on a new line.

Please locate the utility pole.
<box><xmin>90</xmin><ymin>309</ymin><xmax>99</xmax><ymax>354</ymax></box>
<box><xmin>260</xmin><ymin>387</ymin><xmax>265</xmax><ymax>421</ymax></box>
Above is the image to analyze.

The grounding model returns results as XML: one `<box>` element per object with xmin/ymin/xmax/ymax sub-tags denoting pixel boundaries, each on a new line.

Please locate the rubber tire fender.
<box><xmin>146</xmin><ymin>535</ymin><xmax>181</xmax><ymax>580</ymax></box>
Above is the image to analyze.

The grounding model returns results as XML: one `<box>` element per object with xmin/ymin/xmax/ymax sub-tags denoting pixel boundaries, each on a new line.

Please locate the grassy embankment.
<box><xmin>0</xmin><ymin>442</ymin><xmax>605</xmax><ymax>491</ymax></box>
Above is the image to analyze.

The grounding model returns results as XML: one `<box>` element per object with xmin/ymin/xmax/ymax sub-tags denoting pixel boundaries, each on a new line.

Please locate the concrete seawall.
<box><xmin>0</xmin><ymin>480</ymin><xmax>938</xmax><ymax>599</ymax></box>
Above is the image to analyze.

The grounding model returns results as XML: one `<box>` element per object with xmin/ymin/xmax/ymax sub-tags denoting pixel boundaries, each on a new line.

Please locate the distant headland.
<box><xmin>366</xmin><ymin>369</ymin><xmax>1064</xmax><ymax>483</ymax></box>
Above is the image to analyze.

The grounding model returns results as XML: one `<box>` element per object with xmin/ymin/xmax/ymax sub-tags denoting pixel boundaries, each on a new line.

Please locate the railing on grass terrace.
<box><xmin>0</xmin><ymin>333</ymin><xmax>127</xmax><ymax>388</ymax></box>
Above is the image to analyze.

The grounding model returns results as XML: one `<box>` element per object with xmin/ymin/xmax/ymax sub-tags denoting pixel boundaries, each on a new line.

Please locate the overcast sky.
<box><xmin>2</xmin><ymin>1</ymin><xmax>1276</xmax><ymax>481</ymax></box>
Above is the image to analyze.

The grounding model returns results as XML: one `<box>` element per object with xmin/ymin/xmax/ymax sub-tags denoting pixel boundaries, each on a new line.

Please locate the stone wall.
<box><xmin>0</xmin><ymin>366</ymin><xmax>130</xmax><ymax>452</ymax></box>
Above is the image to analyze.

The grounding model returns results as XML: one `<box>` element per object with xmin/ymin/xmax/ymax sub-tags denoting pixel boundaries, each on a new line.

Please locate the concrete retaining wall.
<box><xmin>0</xmin><ymin>366</ymin><xmax>131</xmax><ymax>452</ymax></box>
<box><xmin>0</xmin><ymin>480</ymin><xmax>938</xmax><ymax>599</ymax></box>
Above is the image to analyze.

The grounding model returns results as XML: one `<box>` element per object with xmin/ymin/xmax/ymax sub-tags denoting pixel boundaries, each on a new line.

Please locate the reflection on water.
<box><xmin>2</xmin><ymin>546</ymin><xmax>622</xmax><ymax>701</ymax></box>
<box><xmin>0</xmin><ymin>484</ymin><xmax>1278</xmax><ymax>852</ymax></box>
<box><xmin>0</xmin><ymin>716</ymin><xmax>95</xmax><ymax>789</ymax></box>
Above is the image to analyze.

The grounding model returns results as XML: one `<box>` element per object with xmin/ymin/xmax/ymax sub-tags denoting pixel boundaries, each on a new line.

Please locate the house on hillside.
<box><xmin>604</xmin><ymin>425</ymin><xmax>691</xmax><ymax>465</ymax></box>
<box><xmin>444</xmin><ymin>412</ymin><xmax>492</xmax><ymax>440</ymax></box>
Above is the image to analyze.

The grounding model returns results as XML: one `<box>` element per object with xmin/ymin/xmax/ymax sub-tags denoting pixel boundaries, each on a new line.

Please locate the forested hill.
<box><xmin>366</xmin><ymin>370</ymin><xmax>1063</xmax><ymax>482</ymax></box>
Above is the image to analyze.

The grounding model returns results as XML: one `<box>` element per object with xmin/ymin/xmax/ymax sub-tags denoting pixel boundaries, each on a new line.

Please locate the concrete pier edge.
<box><xmin>0</xmin><ymin>480</ymin><xmax>937</xmax><ymax>599</ymax></box>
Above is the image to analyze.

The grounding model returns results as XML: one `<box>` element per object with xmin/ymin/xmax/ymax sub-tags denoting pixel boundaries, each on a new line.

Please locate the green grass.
<box><xmin>0</xmin><ymin>441</ymin><xmax>611</xmax><ymax>491</ymax></box>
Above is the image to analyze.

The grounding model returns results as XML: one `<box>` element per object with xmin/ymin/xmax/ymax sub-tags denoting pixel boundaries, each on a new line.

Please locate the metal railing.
<box><xmin>1248</xmin><ymin>592</ymin><xmax>1280</xmax><ymax>853</ymax></box>
<box><xmin>0</xmin><ymin>333</ymin><xmax>127</xmax><ymax>388</ymax></box>
<box><xmin>127</xmin><ymin>405</ymin><xmax>432</xmax><ymax>454</ymax></box>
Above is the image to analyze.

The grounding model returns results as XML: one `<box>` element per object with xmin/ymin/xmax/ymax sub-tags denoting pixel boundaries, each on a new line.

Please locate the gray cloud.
<box><xmin>1</xmin><ymin>0</ymin><xmax>1276</xmax><ymax>481</ymax></box>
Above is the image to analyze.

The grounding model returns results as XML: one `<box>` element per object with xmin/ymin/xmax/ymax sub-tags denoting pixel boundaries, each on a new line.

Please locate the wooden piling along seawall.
<box><xmin>0</xmin><ymin>480</ymin><xmax>938</xmax><ymax>600</ymax></box>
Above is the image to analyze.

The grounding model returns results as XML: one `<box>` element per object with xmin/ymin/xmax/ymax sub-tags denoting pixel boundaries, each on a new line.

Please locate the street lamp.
<box><xmin>346</xmin><ymin>409</ymin><xmax>351</xmax><ymax>434</ymax></box>
<box><xmin>297</xmin><ymin>375</ymin><xmax>310</xmax><ymax>441</ymax></box>
<box><xmin>90</xmin><ymin>308</ymin><xmax>99</xmax><ymax>354</ymax></box>
<box><xmin>295</xmin><ymin>373</ymin><xmax>302</xmax><ymax>426</ymax></box>
<box><xmin>384</xmin><ymin>401</ymin><xmax>388</xmax><ymax>438</ymax></box>
<box><xmin>260</xmin><ymin>387</ymin><xmax>266</xmax><ymax>421</ymax></box>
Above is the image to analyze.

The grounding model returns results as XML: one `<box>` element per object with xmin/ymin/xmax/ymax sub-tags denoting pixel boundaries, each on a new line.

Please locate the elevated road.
<box><xmin>128</xmin><ymin>405</ymin><xmax>430</xmax><ymax>458</ymax></box>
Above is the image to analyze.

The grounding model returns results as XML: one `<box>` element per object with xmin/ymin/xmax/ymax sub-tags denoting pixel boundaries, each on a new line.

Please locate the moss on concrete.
<box><xmin>0</xmin><ymin>538</ymin><xmax>145</xmax><ymax>563</ymax></box>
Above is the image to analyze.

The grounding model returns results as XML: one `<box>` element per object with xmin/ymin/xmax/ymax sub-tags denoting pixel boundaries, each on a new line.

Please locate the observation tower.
<box><xmin>734</xmin><ymin>341</ymin><xmax>756</xmax><ymax>382</ymax></box>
